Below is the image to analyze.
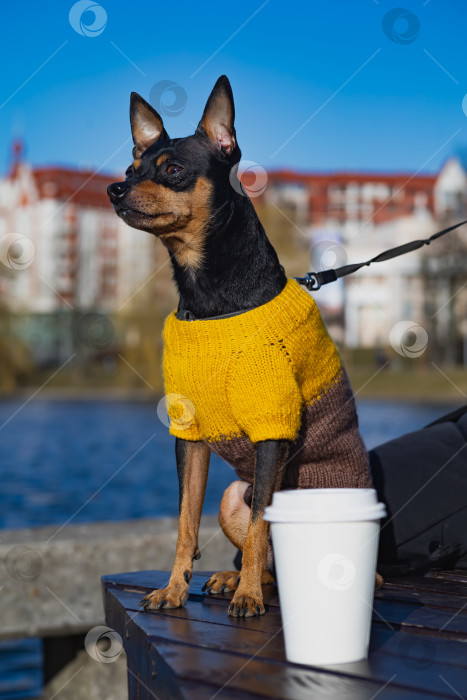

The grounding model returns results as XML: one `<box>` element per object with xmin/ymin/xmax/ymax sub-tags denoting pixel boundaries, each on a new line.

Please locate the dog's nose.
<box><xmin>107</xmin><ymin>181</ymin><xmax>129</xmax><ymax>204</ymax></box>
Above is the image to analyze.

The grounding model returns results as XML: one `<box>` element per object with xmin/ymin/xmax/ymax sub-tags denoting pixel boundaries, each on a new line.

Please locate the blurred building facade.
<box><xmin>0</xmin><ymin>142</ymin><xmax>176</xmax><ymax>377</ymax></box>
<box><xmin>264</xmin><ymin>159</ymin><xmax>467</xmax><ymax>356</ymax></box>
<box><xmin>1</xmin><ymin>142</ymin><xmax>466</xmax><ymax>368</ymax></box>
<box><xmin>0</xmin><ymin>141</ymin><xmax>161</xmax><ymax>313</ymax></box>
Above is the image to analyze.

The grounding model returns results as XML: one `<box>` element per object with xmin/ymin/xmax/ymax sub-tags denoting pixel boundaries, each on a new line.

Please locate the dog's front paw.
<box><xmin>202</xmin><ymin>571</ymin><xmax>240</xmax><ymax>594</ymax></box>
<box><xmin>228</xmin><ymin>592</ymin><xmax>265</xmax><ymax>617</ymax></box>
<box><xmin>140</xmin><ymin>584</ymin><xmax>188</xmax><ymax>610</ymax></box>
<box><xmin>203</xmin><ymin>569</ymin><xmax>275</xmax><ymax>595</ymax></box>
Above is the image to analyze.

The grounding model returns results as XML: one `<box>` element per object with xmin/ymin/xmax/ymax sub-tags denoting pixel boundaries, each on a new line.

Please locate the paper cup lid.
<box><xmin>264</xmin><ymin>488</ymin><xmax>387</xmax><ymax>523</ymax></box>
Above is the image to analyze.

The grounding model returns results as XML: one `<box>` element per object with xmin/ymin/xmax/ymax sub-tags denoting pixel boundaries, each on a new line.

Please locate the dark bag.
<box><xmin>369</xmin><ymin>404</ymin><xmax>467</xmax><ymax>575</ymax></box>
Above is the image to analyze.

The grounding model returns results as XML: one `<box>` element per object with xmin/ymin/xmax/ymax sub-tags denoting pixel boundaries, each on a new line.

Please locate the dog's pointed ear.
<box><xmin>130</xmin><ymin>92</ymin><xmax>169</xmax><ymax>158</ymax></box>
<box><xmin>196</xmin><ymin>76</ymin><xmax>237</xmax><ymax>157</ymax></box>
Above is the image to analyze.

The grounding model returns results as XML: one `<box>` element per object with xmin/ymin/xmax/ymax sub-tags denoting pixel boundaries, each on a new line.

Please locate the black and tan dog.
<box><xmin>108</xmin><ymin>76</ymin><xmax>382</xmax><ymax>617</ymax></box>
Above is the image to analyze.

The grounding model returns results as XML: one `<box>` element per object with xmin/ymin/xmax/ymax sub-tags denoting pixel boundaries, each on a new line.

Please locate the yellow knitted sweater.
<box><xmin>162</xmin><ymin>279</ymin><xmax>343</xmax><ymax>444</ymax></box>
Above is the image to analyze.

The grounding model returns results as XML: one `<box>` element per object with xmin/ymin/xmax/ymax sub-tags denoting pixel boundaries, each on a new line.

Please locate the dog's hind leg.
<box><xmin>203</xmin><ymin>481</ymin><xmax>274</xmax><ymax>594</ymax></box>
<box><xmin>141</xmin><ymin>438</ymin><xmax>210</xmax><ymax>610</ymax></box>
<box><xmin>219</xmin><ymin>480</ymin><xmax>250</xmax><ymax>551</ymax></box>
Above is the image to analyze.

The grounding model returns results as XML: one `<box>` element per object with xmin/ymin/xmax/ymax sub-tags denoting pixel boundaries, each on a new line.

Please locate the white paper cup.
<box><xmin>264</xmin><ymin>488</ymin><xmax>386</xmax><ymax>666</ymax></box>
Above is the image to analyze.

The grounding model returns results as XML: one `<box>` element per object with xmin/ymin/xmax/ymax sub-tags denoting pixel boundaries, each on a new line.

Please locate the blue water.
<box><xmin>0</xmin><ymin>397</ymin><xmax>458</xmax><ymax>530</ymax></box>
<box><xmin>0</xmin><ymin>397</ymin><xmax>459</xmax><ymax>700</ymax></box>
<box><xmin>0</xmin><ymin>639</ymin><xmax>42</xmax><ymax>700</ymax></box>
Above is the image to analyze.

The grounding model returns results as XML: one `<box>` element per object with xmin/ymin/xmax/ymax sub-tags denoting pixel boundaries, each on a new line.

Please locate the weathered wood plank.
<box><xmin>426</xmin><ymin>570</ymin><xmax>467</xmax><ymax>583</ymax></box>
<box><xmin>103</xmin><ymin>570</ymin><xmax>467</xmax><ymax>700</ymax></box>
<box><xmin>148</xmin><ymin>638</ymin><xmax>455</xmax><ymax>700</ymax></box>
<box><xmin>176</xmin><ymin>680</ymin><xmax>270</xmax><ymax>699</ymax></box>
<box><xmin>105</xmin><ymin>584</ymin><xmax>467</xmax><ymax>699</ymax></box>
<box><xmin>104</xmin><ymin>570</ymin><xmax>280</xmax><ymax>605</ymax></box>
<box><xmin>104</xmin><ymin>570</ymin><xmax>467</xmax><ymax>612</ymax></box>
<box><xmin>372</xmin><ymin>599</ymin><xmax>467</xmax><ymax>635</ymax></box>
<box><xmin>143</xmin><ymin>616</ymin><xmax>467</xmax><ymax>696</ymax></box>
<box><xmin>105</xmin><ymin>584</ymin><xmax>467</xmax><ymax>666</ymax></box>
<box><xmin>381</xmin><ymin>576</ymin><xmax>467</xmax><ymax>598</ymax></box>
<box><xmin>375</xmin><ymin>586</ymin><xmax>467</xmax><ymax>611</ymax></box>
<box><xmin>106</xmin><ymin>579</ymin><xmax>467</xmax><ymax>639</ymax></box>
<box><xmin>104</xmin><ymin>585</ymin><xmax>282</xmax><ymax>635</ymax></box>
<box><xmin>371</xmin><ymin>625</ymin><xmax>467</xmax><ymax>667</ymax></box>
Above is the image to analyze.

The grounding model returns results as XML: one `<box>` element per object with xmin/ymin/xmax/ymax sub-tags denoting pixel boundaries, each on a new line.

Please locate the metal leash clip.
<box><xmin>294</xmin><ymin>272</ymin><xmax>323</xmax><ymax>291</ymax></box>
<box><xmin>295</xmin><ymin>269</ymin><xmax>339</xmax><ymax>290</ymax></box>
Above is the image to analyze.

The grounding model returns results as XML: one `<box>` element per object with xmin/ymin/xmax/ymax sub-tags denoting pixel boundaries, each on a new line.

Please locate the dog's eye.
<box><xmin>125</xmin><ymin>167</ymin><xmax>134</xmax><ymax>179</ymax></box>
<box><xmin>167</xmin><ymin>164</ymin><xmax>183</xmax><ymax>176</ymax></box>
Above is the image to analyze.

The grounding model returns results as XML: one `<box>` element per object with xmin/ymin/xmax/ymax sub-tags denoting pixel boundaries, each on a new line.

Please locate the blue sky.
<box><xmin>1</xmin><ymin>0</ymin><xmax>466</xmax><ymax>176</ymax></box>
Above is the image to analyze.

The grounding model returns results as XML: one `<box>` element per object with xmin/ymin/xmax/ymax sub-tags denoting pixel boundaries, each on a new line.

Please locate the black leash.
<box><xmin>295</xmin><ymin>219</ymin><xmax>467</xmax><ymax>291</ymax></box>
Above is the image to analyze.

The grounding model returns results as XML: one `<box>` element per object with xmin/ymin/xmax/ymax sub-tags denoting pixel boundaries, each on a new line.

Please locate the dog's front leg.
<box><xmin>228</xmin><ymin>439</ymin><xmax>290</xmax><ymax>617</ymax></box>
<box><xmin>141</xmin><ymin>438</ymin><xmax>210</xmax><ymax>610</ymax></box>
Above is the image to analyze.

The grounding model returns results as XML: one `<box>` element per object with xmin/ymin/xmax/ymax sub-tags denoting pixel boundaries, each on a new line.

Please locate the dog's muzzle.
<box><xmin>107</xmin><ymin>181</ymin><xmax>130</xmax><ymax>204</ymax></box>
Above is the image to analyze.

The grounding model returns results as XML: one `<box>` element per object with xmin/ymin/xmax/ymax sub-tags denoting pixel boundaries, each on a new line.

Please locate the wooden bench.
<box><xmin>102</xmin><ymin>569</ymin><xmax>467</xmax><ymax>699</ymax></box>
